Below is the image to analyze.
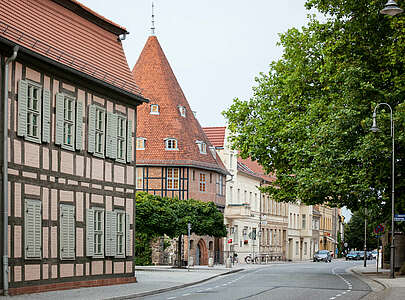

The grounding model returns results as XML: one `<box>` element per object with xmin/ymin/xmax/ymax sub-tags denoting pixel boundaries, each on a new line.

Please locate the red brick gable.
<box><xmin>132</xmin><ymin>36</ymin><xmax>228</xmax><ymax>175</ymax></box>
<box><xmin>0</xmin><ymin>0</ymin><xmax>142</xmax><ymax>96</ymax></box>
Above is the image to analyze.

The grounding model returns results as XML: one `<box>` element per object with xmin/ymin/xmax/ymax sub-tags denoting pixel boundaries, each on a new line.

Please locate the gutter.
<box><xmin>2</xmin><ymin>45</ymin><xmax>18</xmax><ymax>296</ymax></box>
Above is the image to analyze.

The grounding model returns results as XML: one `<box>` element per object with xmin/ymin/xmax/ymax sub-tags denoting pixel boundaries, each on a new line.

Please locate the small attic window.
<box><xmin>150</xmin><ymin>104</ymin><xmax>159</xmax><ymax>115</ymax></box>
<box><xmin>178</xmin><ymin>106</ymin><xmax>186</xmax><ymax>117</ymax></box>
<box><xmin>196</xmin><ymin>140</ymin><xmax>207</xmax><ymax>154</ymax></box>
<box><xmin>136</xmin><ymin>137</ymin><xmax>146</xmax><ymax>150</ymax></box>
<box><xmin>165</xmin><ymin>138</ymin><xmax>178</xmax><ymax>150</ymax></box>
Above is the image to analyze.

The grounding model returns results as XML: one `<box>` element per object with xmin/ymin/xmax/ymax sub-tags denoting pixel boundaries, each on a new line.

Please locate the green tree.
<box><xmin>223</xmin><ymin>0</ymin><xmax>405</xmax><ymax>222</ymax></box>
<box><xmin>135</xmin><ymin>192</ymin><xmax>227</xmax><ymax>266</ymax></box>
<box><xmin>344</xmin><ymin>211</ymin><xmax>379</xmax><ymax>251</ymax></box>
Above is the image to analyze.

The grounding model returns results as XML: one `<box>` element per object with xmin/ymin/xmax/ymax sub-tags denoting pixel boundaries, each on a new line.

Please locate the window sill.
<box><xmin>25</xmin><ymin>136</ymin><xmax>41</xmax><ymax>144</ymax></box>
<box><xmin>93</xmin><ymin>152</ymin><xmax>105</xmax><ymax>159</ymax></box>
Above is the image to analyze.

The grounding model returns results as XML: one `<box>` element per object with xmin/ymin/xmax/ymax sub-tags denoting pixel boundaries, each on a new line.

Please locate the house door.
<box><xmin>196</xmin><ymin>244</ymin><xmax>201</xmax><ymax>265</ymax></box>
<box><xmin>288</xmin><ymin>238</ymin><xmax>293</xmax><ymax>260</ymax></box>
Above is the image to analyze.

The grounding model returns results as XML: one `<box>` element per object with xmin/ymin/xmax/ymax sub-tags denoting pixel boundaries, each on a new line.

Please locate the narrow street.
<box><xmin>137</xmin><ymin>261</ymin><xmax>371</xmax><ymax>300</ymax></box>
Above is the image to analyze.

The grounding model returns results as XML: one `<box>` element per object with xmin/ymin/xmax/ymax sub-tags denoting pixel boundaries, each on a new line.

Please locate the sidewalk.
<box><xmin>350</xmin><ymin>262</ymin><xmax>405</xmax><ymax>300</ymax></box>
<box><xmin>0</xmin><ymin>264</ymin><xmax>259</xmax><ymax>300</ymax></box>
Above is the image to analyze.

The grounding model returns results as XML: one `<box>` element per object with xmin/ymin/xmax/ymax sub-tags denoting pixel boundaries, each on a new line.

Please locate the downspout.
<box><xmin>3</xmin><ymin>46</ymin><xmax>18</xmax><ymax>296</ymax></box>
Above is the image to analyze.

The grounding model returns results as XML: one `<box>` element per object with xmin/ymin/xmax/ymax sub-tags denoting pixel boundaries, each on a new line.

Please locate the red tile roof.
<box><xmin>0</xmin><ymin>0</ymin><xmax>142</xmax><ymax>97</ymax></box>
<box><xmin>237</xmin><ymin>157</ymin><xmax>276</xmax><ymax>183</ymax></box>
<box><xmin>202</xmin><ymin>127</ymin><xmax>226</xmax><ymax>148</ymax></box>
<box><xmin>132</xmin><ymin>36</ymin><xmax>228</xmax><ymax>175</ymax></box>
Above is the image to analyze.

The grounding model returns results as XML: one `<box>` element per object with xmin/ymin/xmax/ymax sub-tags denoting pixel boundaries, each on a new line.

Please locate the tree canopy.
<box><xmin>344</xmin><ymin>210</ymin><xmax>379</xmax><ymax>251</ymax></box>
<box><xmin>224</xmin><ymin>0</ymin><xmax>405</xmax><ymax>218</ymax></box>
<box><xmin>135</xmin><ymin>192</ymin><xmax>227</xmax><ymax>238</ymax></box>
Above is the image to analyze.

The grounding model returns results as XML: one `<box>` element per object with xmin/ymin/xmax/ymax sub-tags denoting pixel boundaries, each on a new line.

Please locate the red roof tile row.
<box><xmin>132</xmin><ymin>36</ymin><xmax>228</xmax><ymax>175</ymax></box>
<box><xmin>0</xmin><ymin>0</ymin><xmax>142</xmax><ymax>96</ymax></box>
<box><xmin>201</xmin><ymin>127</ymin><xmax>226</xmax><ymax>148</ymax></box>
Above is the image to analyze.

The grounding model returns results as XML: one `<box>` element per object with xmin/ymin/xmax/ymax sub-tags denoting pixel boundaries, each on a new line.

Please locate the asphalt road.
<box><xmin>137</xmin><ymin>260</ymin><xmax>372</xmax><ymax>300</ymax></box>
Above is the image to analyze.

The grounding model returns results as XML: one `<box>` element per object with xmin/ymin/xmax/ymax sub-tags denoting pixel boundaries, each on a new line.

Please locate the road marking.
<box><xmin>167</xmin><ymin>297</ymin><xmax>176</xmax><ymax>300</ymax></box>
<box><xmin>182</xmin><ymin>293</ymin><xmax>191</xmax><ymax>296</ymax></box>
<box><xmin>222</xmin><ymin>284</ymin><xmax>227</xmax><ymax>286</ymax></box>
<box><xmin>215</xmin><ymin>285</ymin><xmax>220</xmax><ymax>288</ymax></box>
<box><xmin>330</xmin><ymin>297</ymin><xmax>336</xmax><ymax>300</ymax></box>
<box><xmin>347</xmin><ymin>289</ymin><xmax>351</xmax><ymax>292</ymax></box>
<box><xmin>342</xmin><ymin>292</ymin><xmax>346</xmax><ymax>294</ymax></box>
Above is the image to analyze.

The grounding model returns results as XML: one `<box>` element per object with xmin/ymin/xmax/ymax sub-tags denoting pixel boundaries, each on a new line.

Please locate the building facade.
<box><xmin>132</xmin><ymin>35</ymin><xmax>228</xmax><ymax>266</ymax></box>
<box><xmin>204</xmin><ymin>127</ymin><xmax>288</xmax><ymax>263</ymax></box>
<box><xmin>0</xmin><ymin>0</ymin><xmax>147</xmax><ymax>295</ymax></box>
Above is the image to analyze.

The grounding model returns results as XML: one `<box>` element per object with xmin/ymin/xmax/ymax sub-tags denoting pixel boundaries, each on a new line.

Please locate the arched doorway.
<box><xmin>196</xmin><ymin>239</ymin><xmax>208</xmax><ymax>265</ymax></box>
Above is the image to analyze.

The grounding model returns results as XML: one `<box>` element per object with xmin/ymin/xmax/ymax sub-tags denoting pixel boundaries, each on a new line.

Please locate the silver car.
<box><xmin>313</xmin><ymin>250</ymin><xmax>332</xmax><ymax>262</ymax></box>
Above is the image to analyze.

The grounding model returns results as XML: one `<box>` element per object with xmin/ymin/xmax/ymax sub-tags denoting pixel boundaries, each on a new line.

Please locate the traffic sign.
<box><xmin>395</xmin><ymin>214</ymin><xmax>405</xmax><ymax>218</ymax></box>
<box><xmin>344</xmin><ymin>242</ymin><xmax>348</xmax><ymax>248</ymax></box>
<box><xmin>374</xmin><ymin>224</ymin><xmax>385</xmax><ymax>234</ymax></box>
<box><xmin>394</xmin><ymin>217</ymin><xmax>405</xmax><ymax>222</ymax></box>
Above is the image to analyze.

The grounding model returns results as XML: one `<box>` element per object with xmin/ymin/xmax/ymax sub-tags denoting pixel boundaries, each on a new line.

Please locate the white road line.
<box><xmin>167</xmin><ymin>297</ymin><xmax>176</xmax><ymax>300</ymax></box>
<box><xmin>182</xmin><ymin>293</ymin><xmax>191</xmax><ymax>296</ymax></box>
<box><xmin>342</xmin><ymin>292</ymin><xmax>346</xmax><ymax>295</ymax></box>
<box><xmin>347</xmin><ymin>289</ymin><xmax>351</xmax><ymax>292</ymax></box>
<box><xmin>215</xmin><ymin>286</ymin><xmax>220</xmax><ymax>288</ymax></box>
<box><xmin>330</xmin><ymin>297</ymin><xmax>336</xmax><ymax>300</ymax></box>
<box><xmin>222</xmin><ymin>284</ymin><xmax>227</xmax><ymax>286</ymax></box>
<box><xmin>336</xmin><ymin>294</ymin><xmax>342</xmax><ymax>297</ymax></box>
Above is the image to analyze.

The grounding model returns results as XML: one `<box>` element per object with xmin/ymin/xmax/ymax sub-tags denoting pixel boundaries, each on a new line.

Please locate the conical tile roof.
<box><xmin>132</xmin><ymin>36</ymin><xmax>228</xmax><ymax>175</ymax></box>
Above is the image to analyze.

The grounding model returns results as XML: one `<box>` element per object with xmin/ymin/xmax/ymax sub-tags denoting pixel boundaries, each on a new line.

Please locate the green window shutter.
<box><xmin>126</xmin><ymin>120</ymin><xmax>133</xmax><ymax>163</ymax></box>
<box><xmin>25</xmin><ymin>199</ymin><xmax>41</xmax><ymax>259</ymax></box>
<box><xmin>76</xmin><ymin>101</ymin><xmax>83</xmax><ymax>150</ymax></box>
<box><xmin>55</xmin><ymin>93</ymin><xmax>64</xmax><ymax>145</ymax></box>
<box><xmin>105</xmin><ymin>211</ymin><xmax>112</xmax><ymax>256</ymax></box>
<box><xmin>42</xmin><ymin>89</ymin><xmax>51</xmax><ymax>143</ymax></box>
<box><xmin>17</xmin><ymin>80</ymin><xmax>28</xmax><ymax>137</ymax></box>
<box><xmin>86</xmin><ymin>208</ymin><xmax>94</xmax><ymax>256</ymax></box>
<box><xmin>88</xmin><ymin>105</ymin><xmax>96</xmax><ymax>153</ymax></box>
<box><xmin>60</xmin><ymin>204</ymin><xmax>75</xmax><ymax>259</ymax></box>
<box><xmin>125</xmin><ymin>213</ymin><xmax>131</xmax><ymax>256</ymax></box>
<box><xmin>106</xmin><ymin>112</ymin><xmax>117</xmax><ymax>159</ymax></box>
<box><xmin>111</xmin><ymin>211</ymin><xmax>117</xmax><ymax>257</ymax></box>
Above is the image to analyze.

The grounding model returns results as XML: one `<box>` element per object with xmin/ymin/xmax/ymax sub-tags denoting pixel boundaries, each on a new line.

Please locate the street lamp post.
<box><xmin>370</xmin><ymin>103</ymin><xmax>395</xmax><ymax>278</ymax></box>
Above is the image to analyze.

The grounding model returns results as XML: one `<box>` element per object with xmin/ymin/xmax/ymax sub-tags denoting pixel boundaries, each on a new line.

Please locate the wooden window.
<box><xmin>178</xmin><ymin>105</ymin><xmax>186</xmax><ymax>117</ymax></box>
<box><xmin>167</xmin><ymin>168</ymin><xmax>179</xmax><ymax>190</ymax></box>
<box><xmin>150</xmin><ymin>104</ymin><xmax>159</xmax><ymax>115</ymax></box>
<box><xmin>216</xmin><ymin>175</ymin><xmax>224</xmax><ymax>196</ymax></box>
<box><xmin>60</xmin><ymin>204</ymin><xmax>75</xmax><ymax>260</ymax></box>
<box><xmin>86</xmin><ymin>208</ymin><xmax>104</xmax><ymax>257</ymax></box>
<box><xmin>136</xmin><ymin>167</ymin><xmax>144</xmax><ymax>189</ymax></box>
<box><xmin>63</xmin><ymin>96</ymin><xmax>75</xmax><ymax>149</ymax></box>
<box><xmin>95</xmin><ymin>109</ymin><xmax>105</xmax><ymax>156</ymax></box>
<box><xmin>116</xmin><ymin>211</ymin><xmax>125</xmax><ymax>256</ymax></box>
<box><xmin>196</xmin><ymin>140</ymin><xmax>207</xmax><ymax>154</ymax></box>
<box><xmin>24</xmin><ymin>199</ymin><xmax>42</xmax><ymax>259</ymax></box>
<box><xmin>88</xmin><ymin>105</ymin><xmax>106</xmax><ymax>157</ymax></box>
<box><xmin>116</xmin><ymin>116</ymin><xmax>127</xmax><ymax>161</ymax></box>
<box><xmin>302</xmin><ymin>214</ymin><xmax>306</xmax><ymax>229</ymax></box>
<box><xmin>136</xmin><ymin>137</ymin><xmax>146</xmax><ymax>150</ymax></box>
<box><xmin>165</xmin><ymin>138</ymin><xmax>178</xmax><ymax>150</ymax></box>
<box><xmin>18</xmin><ymin>80</ymin><xmax>51</xmax><ymax>144</ymax></box>
<box><xmin>199</xmin><ymin>173</ymin><xmax>206</xmax><ymax>192</ymax></box>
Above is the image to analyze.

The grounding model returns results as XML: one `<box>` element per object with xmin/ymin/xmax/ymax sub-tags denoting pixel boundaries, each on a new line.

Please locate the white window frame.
<box><xmin>26</xmin><ymin>82</ymin><xmax>42</xmax><ymax>143</ymax></box>
<box><xmin>136</xmin><ymin>137</ymin><xmax>146</xmax><ymax>150</ymax></box>
<box><xmin>195</xmin><ymin>140</ymin><xmax>207</xmax><ymax>154</ymax></box>
<box><xmin>199</xmin><ymin>173</ymin><xmax>207</xmax><ymax>192</ymax></box>
<box><xmin>150</xmin><ymin>104</ymin><xmax>159</xmax><ymax>115</ymax></box>
<box><xmin>165</xmin><ymin>138</ymin><xmax>178</xmax><ymax>150</ymax></box>
<box><xmin>167</xmin><ymin>168</ymin><xmax>179</xmax><ymax>190</ymax></box>
<box><xmin>116</xmin><ymin>210</ymin><xmax>125</xmax><ymax>257</ymax></box>
<box><xmin>93</xmin><ymin>208</ymin><xmax>104</xmax><ymax>257</ymax></box>
<box><xmin>216</xmin><ymin>174</ymin><xmax>224</xmax><ymax>196</ymax></box>
<box><xmin>62</xmin><ymin>95</ymin><xmax>76</xmax><ymax>150</ymax></box>
<box><xmin>136</xmin><ymin>167</ymin><xmax>144</xmax><ymax>189</ymax></box>
<box><xmin>178</xmin><ymin>105</ymin><xmax>186</xmax><ymax>117</ymax></box>
<box><xmin>116</xmin><ymin>115</ymin><xmax>127</xmax><ymax>162</ymax></box>
<box><xmin>95</xmin><ymin>107</ymin><xmax>106</xmax><ymax>158</ymax></box>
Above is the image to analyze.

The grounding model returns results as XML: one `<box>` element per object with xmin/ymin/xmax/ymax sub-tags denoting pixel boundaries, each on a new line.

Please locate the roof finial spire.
<box><xmin>151</xmin><ymin>2</ymin><xmax>156</xmax><ymax>36</ymax></box>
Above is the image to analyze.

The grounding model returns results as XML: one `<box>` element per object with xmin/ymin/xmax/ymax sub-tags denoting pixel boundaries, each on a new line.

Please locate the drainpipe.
<box><xmin>3</xmin><ymin>45</ymin><xmax>18</xmax><ymax>296</ymax></box>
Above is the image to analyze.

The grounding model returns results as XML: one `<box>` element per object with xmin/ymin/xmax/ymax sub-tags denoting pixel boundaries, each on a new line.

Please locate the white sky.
<box><xmin>80</xmin><ymin>0</ymin><xmax>320</xmax><ymax>127</ymax></box>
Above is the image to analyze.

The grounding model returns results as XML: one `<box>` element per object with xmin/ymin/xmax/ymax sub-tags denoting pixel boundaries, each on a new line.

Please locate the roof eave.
<box><xmin>0</xmin><ymin>38</ymin><xmax>148</xmax><ymax>105</ymax></box>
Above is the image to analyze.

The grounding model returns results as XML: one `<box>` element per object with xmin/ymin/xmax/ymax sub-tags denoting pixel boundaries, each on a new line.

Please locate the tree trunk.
<box><xmin>177</xmin><ymin>234</ymin><xmax>182</xmax><ymax>268</ymax></box>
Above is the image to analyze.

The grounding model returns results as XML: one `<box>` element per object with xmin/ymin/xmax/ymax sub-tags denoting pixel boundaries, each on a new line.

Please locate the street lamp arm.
<box><xmin>372</xmin><ymin>103</ymin><xmax>393</xmax><ymax>137</ymax></box>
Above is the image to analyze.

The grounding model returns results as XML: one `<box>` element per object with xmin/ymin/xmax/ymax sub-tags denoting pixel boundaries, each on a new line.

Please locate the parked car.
<box><xmin>313</xmin><ymin>250</ymin><xmax>332</xmax><ymax>262</ymax></box>
<box><xmin>346</xmin><ymin>251</ymin><xmax>360</xmax><ymax>260</ymax></box>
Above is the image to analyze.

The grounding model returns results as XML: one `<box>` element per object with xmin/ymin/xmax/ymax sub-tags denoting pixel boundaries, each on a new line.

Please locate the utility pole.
<box><xmin>187</xmin><ymin>223</ymin><xmax>191</xmax><ymax>271</ymax></box>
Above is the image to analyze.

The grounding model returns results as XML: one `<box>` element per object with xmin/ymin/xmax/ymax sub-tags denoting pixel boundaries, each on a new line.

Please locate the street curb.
<box><xmin>349</xmin><ymin>267</ymin><xmax>389</xmax><ymax>290</ymax></box>
<box><xmin>103</xmin><ymin>268</ymin><xmax>244</xmax><ymax>300</ymax></box>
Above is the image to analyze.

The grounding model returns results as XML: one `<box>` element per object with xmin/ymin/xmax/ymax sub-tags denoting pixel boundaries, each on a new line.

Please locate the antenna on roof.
<box><xmin>151</xmin><ymin>2</ymin><xmax>156</xmax><ymax>36</ymax></box>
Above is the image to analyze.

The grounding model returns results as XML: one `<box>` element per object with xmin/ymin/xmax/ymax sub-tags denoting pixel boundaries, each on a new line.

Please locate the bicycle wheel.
<box><xmin>245</xmin><ymin>256</ymin><xmax>252</xmax><ymax>264</ymax></box>
<box><xmin>254</xmin><ymin>257</ymin><xmax>259</xmax><ymax>264</ymax></box>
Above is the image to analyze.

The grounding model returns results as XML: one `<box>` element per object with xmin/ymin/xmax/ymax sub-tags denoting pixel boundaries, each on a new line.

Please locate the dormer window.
<box><xmin>165</xmin><ymin>138</ymin><xmax>178</xmax><ymax>150</ymax></box>
<box><xmin>196</xmin><ymin>140</ymin><xmax>207</xmax><ymax>154</ymax></box>
<box><xmin>136</xmin><ymin>137</ymin><xmax>146</xmax><ymax>150</ymax></box>
<box><xmin>178</xmin><ymin>105</ymin><xmax>186</xmax><ymax>117</ymax></box>
<box><xmin>150</xmin><ymin>104</ymin><xmax>159</xmax><ymax>115</ymax></box>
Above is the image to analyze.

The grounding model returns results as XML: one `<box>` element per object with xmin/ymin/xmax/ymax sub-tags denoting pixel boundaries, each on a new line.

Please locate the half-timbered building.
<box><xmin>132</xmin><ymin>33</ymin><xmax>228</xmax><ymax>265</ymax></box>
<box><xmin>0</xmin><ymin>0</ymin><xmax>147</xmax><ymax>295</ymax></box>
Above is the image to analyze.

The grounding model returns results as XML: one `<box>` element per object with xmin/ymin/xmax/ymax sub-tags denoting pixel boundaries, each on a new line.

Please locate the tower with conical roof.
<box><xmin>132</xmin><ymin>31</ymin><xmax>228</xmax><ymax>265</ymax></box>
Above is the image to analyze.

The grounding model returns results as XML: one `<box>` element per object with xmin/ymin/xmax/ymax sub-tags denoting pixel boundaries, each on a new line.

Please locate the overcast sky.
<box><xmin>80</xmin><ymin>0</ymin><xmax>320</xmax><ymax>126</ymax></box>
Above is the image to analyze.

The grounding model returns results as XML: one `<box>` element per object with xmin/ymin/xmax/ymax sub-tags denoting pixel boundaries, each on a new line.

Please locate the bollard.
<box><xmin>208</xmin><ymin>257</ymin><xmax>214</xmax><ymax>267</ymax></box>
<box><xmin>226</xmin><ymin>257</ymin><xmax>232</xmax><ymax>268</ymax></box>
<box><xmin>188</xmin><ymin>256</ymin><xmax>194</xmax><ymax>267</ymax></box>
